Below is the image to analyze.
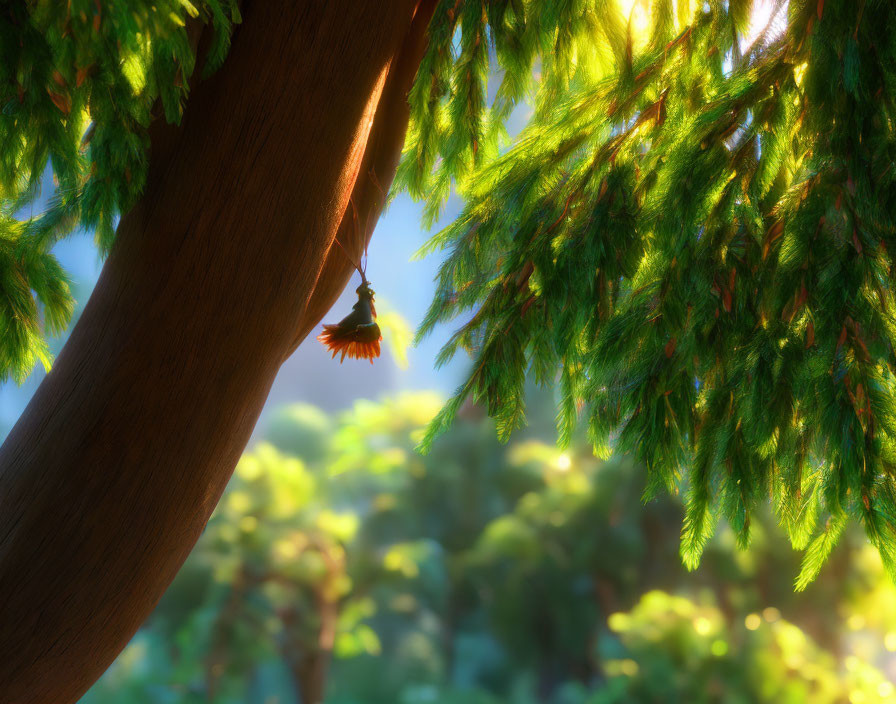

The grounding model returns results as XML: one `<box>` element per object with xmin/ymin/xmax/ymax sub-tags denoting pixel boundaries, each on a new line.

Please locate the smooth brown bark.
<box><xmin>0</xmin><ymin>1</ymin><xmax>432</xmax><ymax>702</ymax></box>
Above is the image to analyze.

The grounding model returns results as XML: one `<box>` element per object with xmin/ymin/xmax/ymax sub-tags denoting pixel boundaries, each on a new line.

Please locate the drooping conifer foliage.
<box><xmin>0</xmin><ymin>0</ymin><xmax>239</xmax><ymax>381</ymax></box>
<box><xmin>401</xmin><ymin>0</ymin><xmax>896</xmax><ymax>586</ymax></box>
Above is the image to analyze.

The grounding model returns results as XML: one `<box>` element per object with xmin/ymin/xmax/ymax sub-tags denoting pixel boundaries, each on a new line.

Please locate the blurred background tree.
<box><xmin>80</xmin><ymin>389</ymin><xmax>896</xmax><ymax>703</ymax></box>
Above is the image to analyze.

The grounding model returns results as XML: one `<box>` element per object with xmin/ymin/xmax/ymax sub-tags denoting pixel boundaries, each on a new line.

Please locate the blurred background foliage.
<box><xmin>80</xmin><ymin>387</ymin><xmax>896</xmax><ymax>703</ymax></box>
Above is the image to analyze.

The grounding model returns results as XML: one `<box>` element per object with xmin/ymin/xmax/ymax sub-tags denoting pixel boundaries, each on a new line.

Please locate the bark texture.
<box><xmin>0</xmin><ymin>1</ymin><xmax>433</xmax><ymax>701</ymax></box>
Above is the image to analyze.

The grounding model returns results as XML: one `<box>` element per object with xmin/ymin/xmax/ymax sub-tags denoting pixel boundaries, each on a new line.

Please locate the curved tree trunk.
<box><xmin>0</xmin><ymin>1</ymin><xmax>434</xmax><ymax>701</ymax></box>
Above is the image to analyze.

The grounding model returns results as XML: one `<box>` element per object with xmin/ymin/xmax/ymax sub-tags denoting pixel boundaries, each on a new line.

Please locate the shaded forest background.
<box><xmin>78</xmin><ymin>388</ymin><xmax>896</xmax><ymax>703</ymax></box>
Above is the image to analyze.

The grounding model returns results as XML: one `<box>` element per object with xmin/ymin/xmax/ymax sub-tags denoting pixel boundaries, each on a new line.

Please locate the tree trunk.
<box><xmin>279</xmin><ymin>539</ymin><xmax>343</xmax><ymax>704</ymax></box>
<box><xmin>281</xmin><ymin>596</ymin><xmax>338</xmax><ymax>704</ymax></box>
<box><xmin>289</xmin><ymin>650</ymin><xmax>331</xmax><ymax>704</ymax></box>
<box><xmin>0</xmin><ymin>1</ymin><xmax>435</xmax><ymax>702</ymax></box>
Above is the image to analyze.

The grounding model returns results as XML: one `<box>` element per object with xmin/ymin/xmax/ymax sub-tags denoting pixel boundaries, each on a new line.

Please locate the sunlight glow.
<box><xmin>617</xmin><ymin>0</ymin><xmax>788</xmax><ymax>51</ymax></box>
<box><xmin>884</xmin><ymin>632</ymin><xmax>896</xmax><ymax>651</ymax></box>
<box><xmin>694</xmin><ymin>616</ymin><xmax>712</xmax><ymax>635</ymax></box>
<box><xmin>555</xmin><ymin>453</ymin><xmax>572</xmax><ymax>471</ymax></box>
<box><xmin>742</xmin><ymin>0</ymin><xmax>789</xmax><ymax>52</ymax></box>
<box><xmin>618</xmin><ymin>0</ymin><xmax>653</xmax><ymax>50</ymax></box>
<box><xmin>762</xmin><ymin>607</ymin><xmax>781</xmax><ymax>623</ymax></box>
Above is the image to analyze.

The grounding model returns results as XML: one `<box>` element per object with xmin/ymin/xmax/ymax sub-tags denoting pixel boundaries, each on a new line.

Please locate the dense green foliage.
<box><xmin>401</xmin><ymin>1</ymin><xmax>896</xmax><ymax>582</ymax></box>
<box><xmin>81</xmin><ymin>392</ymin><xmax>896</xmax><ymax>703</ymax></box>
<box><xmin>0</xmin><ymin>0</ymin><xmax>238</xmax><ymax>381</ymax></box>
